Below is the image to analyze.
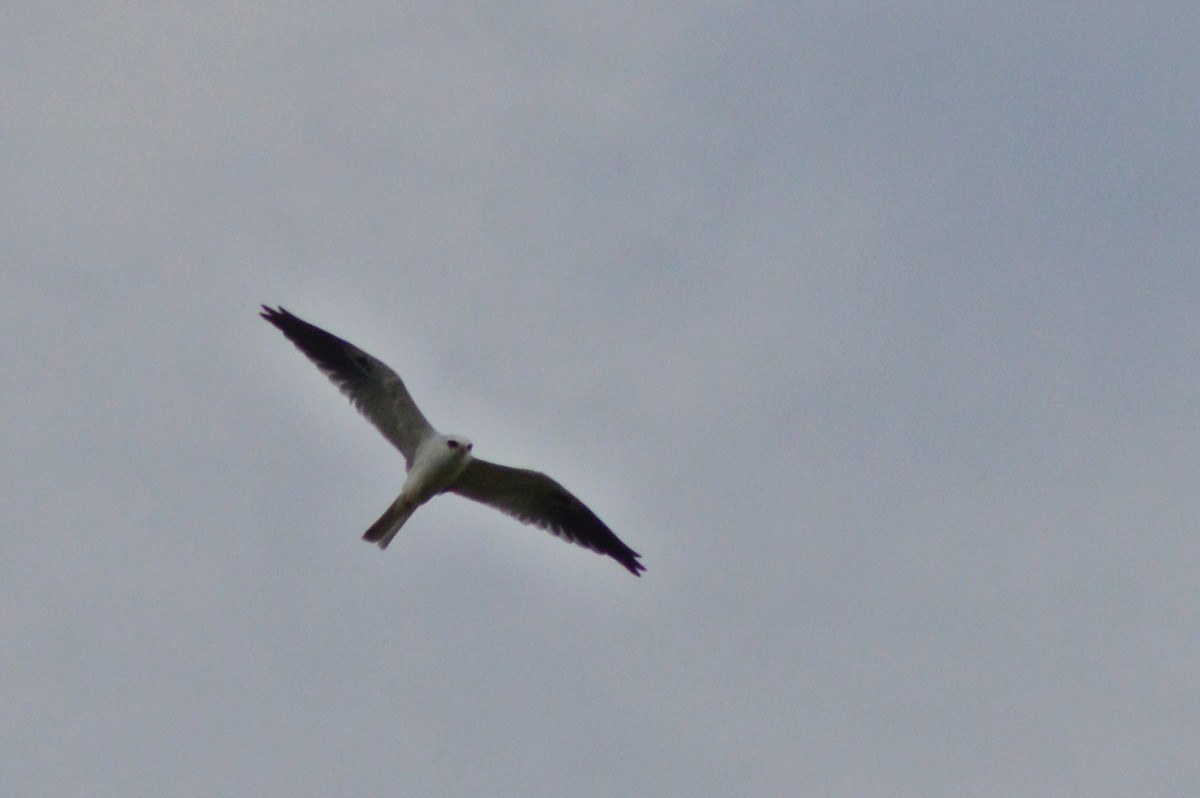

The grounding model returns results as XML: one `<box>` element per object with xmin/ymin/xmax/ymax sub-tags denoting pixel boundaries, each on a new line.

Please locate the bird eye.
<box><xmin>447</xmin><ymin>440</ymin><xmax>459</xmax><ymax>449</ymax></box>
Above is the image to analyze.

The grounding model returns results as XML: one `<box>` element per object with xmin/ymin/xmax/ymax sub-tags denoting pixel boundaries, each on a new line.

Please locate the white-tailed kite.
<box><xmin>261</xmin><ymin>306</ymin><xmax>645</xmax><ymax>576</ymax></box>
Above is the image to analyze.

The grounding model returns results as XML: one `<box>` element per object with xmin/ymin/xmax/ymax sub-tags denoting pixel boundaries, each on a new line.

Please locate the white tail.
<box><xmin>362</xmin><ymin>495</ymin><xmax>418</xmax><ymax>550</ymax></box>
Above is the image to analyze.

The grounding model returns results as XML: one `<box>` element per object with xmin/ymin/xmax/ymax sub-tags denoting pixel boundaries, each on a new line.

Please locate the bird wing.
<box><xmin>449</xmin><ymin>458</ymin><xmax>644</xmax><ymax>575</ymax></box>
<box><xmin>261</xmin><ymin>306</ymin><xmax>435</xmax><ymax>467</ymax></box>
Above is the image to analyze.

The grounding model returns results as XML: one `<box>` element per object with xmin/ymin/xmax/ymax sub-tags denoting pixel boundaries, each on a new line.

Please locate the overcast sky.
<box><xmin>4</xmin><ymin>3</ymin><xmax>1199</xmax><ymax>796</ymax></box>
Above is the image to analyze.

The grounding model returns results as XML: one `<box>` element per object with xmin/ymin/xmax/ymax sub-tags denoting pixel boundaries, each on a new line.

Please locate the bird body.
<box><xmin>261</xmin><ymin>306</ymin><xmax>644</xmax><ymax>575</ymax></box>
<box><xmin>365</xmin><ymin>433</ymin><xmax>474</xmax><ymax>549</ymax></box>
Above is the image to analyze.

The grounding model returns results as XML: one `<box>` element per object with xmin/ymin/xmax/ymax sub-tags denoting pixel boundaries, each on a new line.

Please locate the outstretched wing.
<box><xmin>449</xmin><ymin>459</ymin><xmax>645</xmax><ymax>576</ymax></box>
<box><xmin>261</xmin><ymin>306</ymin><xmax>435</xmax><ymax>467</ymax></box>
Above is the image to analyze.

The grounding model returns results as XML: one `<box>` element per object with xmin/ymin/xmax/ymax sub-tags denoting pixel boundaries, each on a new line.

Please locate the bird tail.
<box><xmin>362</xmin><ymin>494</ymin><xmax>418</xmax><ymax>550</ymax></box>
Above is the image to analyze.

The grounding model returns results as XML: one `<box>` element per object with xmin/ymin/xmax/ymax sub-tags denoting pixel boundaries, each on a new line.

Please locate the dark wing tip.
<box><xmin>540</xmin><ymin>478</ymin><xmax>645</xmax><ymax>576</ymax></box>
<box><xmin>259</xmin><ymin>305</ymin><xmax>367</xmax><ymax>376</ymax></box>
<box><xmin>576</xmin><ymin>502</ymin><xmax>645</xmax><ymax>577</ymax></box>
<box><xmin>260</xmin><ymin>304</ymin><xmax>292</xmax><ymax>327</ymax></box>
<box><xmin>621</xmin><ymin>554</ymin><xmax>647</xmax><ymax>576</ymax></box>
<box><xmin>608</xmin><ymin>538</ymin><xmax>645</xmax><ymax>576</ymax></box>
<box><xmin>260</xmin><ymin>304</ymin><xmax>321</xmax><ymax>353</ymax></box>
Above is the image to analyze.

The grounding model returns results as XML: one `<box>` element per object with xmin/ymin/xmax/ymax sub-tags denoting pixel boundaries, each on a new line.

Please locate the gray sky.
<box><xmin>4</xmin><ymin>3</ymin><xmax>1199</xmax><ymax>795</ymax></box>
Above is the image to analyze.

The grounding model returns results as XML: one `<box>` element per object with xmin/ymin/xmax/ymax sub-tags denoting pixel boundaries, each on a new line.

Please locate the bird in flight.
<box><xmin>261</xmin><ymin>306</ymin><xmax>644</xmax><ymax>576</ymax></box>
